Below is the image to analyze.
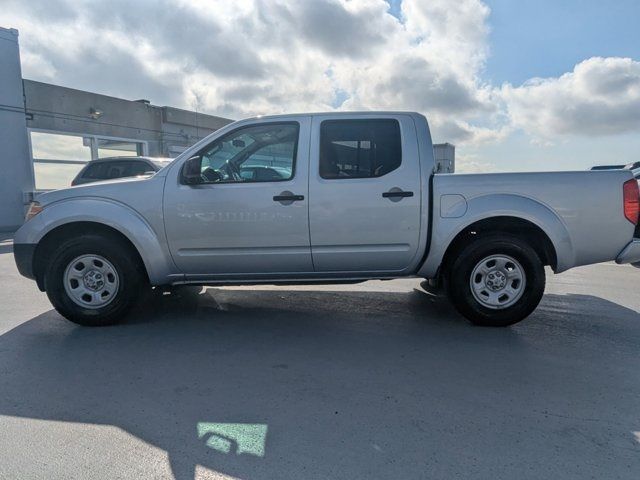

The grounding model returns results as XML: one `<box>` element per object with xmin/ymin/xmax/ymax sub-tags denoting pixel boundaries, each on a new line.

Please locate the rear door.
<box><xmin>308</xmin><ymin>114</ymin><xmax>422</xmax><ymax>273</ymax></box>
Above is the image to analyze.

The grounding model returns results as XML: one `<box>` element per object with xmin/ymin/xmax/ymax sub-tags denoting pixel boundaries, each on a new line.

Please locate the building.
<box><xmin>1</xmin><ymin>28</ymin><xmax>33</xmax><ymax>232</ymax></box>
<box><xmin>433</xmin><ymin>143</ymin><xmax>455</xmax><ymax>173</ymax></box>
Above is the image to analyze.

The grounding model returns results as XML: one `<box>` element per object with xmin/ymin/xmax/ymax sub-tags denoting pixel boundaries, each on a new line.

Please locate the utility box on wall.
<box><xmin>0</xmin><ymin>27</ymin><xmax>33</xmax><ymax>231</ymax></box>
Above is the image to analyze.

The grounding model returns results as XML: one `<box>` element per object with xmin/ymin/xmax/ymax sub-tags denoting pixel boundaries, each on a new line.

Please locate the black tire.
<box><xmin>445</xmin><ymin>234</ymin><xmax>545</xmax><ymax>327</ymax></box>
<box><xmin>44</xmin><ymin>233</ymin><xmax>146</xmax><ymax>326</ymax></box>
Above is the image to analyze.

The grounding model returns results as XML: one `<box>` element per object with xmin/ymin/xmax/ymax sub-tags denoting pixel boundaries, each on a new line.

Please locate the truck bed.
<box><xmin>423</xmin><ymin>169</ymin><xmax>636</xmax><ymax>276</ymax></box>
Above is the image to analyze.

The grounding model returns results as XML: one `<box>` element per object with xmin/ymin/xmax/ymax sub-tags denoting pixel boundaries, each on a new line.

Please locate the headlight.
<box><xmin>25</xmin><ymin>201</ymin><xmax>43</xmax><ymax>221</ymax></box>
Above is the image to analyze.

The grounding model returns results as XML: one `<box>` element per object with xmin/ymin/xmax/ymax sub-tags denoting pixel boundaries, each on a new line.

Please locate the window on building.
<box><xmin>30</xmin><ymin>131</ymin><xmax>147</xmax><ymax>190</ymax></box>
<box><xmin>96</xmin><ymin>139</ymin><xmax>143</xmax><ymax>158</ymax></box>
<box><xmin>30</xmin><ymin>132</ymin><xmax>92</xmax><ymax>190</ymax></box>
<box><xmin>319</xmin><ymin>119</ymin><xmax>402</xmax><ymax>179</ymax></box>
<box><xmin>31</xmin><ymin>131</ymin><xmax>92</xmax><ymax>161</ymax></box>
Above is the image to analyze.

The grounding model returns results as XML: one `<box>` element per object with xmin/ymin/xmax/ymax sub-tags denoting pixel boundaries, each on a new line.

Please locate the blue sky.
<box><xmin>386</xmin><ymin>0</ymin><xmax>640</xmax><ymax>85</ymax></box>
<box><xmin>483</xmin><ymin>0</ymin><xmax>640</xmax><ymax>84</ymax></box>
<box><xmin>479</xmin><ymin>0</ymin><xmax>640</xmax><ymax>171</ymax></box>
<box><xmin>387</xmin><ymin>0</ymin><xmax>640</xmax><ymax>172</ymax></box>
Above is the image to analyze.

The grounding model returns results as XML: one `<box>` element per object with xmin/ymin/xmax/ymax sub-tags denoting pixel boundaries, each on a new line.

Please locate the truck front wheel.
<box><xmin>445</xmin><ymin>234</ymin><xmax>545</xmax><ymax>327</ymax></box>
<box><xmin>44</xmin><ymin>234</ymin><xmax>145</xmax><ymax>326</ymax></box>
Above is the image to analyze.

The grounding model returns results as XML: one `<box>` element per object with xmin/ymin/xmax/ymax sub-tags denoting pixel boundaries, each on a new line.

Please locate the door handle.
<box><xmin>273</xmin><ymin>193</ymin><xmax>304</xmax><ymax>202</ymax></box>
<box><xmin>382</xmin><ymin>190</ymin><xmax>414</xmax><ymax>198</ymax></box>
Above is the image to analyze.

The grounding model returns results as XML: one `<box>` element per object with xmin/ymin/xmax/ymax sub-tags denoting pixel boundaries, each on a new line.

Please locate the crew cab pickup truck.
<box><xmin>13</xmin><ymin>112</ymin><xmax>640</xmax><ymax>327</ymax></box>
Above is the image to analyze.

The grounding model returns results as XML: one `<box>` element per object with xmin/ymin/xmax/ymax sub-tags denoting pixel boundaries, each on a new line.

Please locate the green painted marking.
<box><xmin>197</xmin><ymin>423</ymin><xmax>268</xmax><ymax>457</ymax></box>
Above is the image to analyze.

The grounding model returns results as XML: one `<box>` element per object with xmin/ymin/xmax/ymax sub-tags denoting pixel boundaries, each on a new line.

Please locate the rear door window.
<box><xmin>319</xmin><ymin>119</ymin><xmax>402</xmax><ymax>179</ymax></box>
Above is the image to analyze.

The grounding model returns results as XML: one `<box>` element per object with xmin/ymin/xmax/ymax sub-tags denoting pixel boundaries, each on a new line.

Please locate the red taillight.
<box><xmin>623</xmin><ymin>179</ymin><xmax>639</xmax><ymax>224</ymax></box>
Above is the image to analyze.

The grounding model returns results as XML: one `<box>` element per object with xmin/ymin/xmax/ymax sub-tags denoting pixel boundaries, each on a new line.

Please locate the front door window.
<box><xmin>196</xmin><ymin>123</ymin><xmax>299</xmax><ymax>184</ymax></box>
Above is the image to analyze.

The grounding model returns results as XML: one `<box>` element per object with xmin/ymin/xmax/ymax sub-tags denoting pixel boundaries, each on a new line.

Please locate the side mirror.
<box><xmin>182</xmin><ymin>156</ymin><xmax>203</xmax><ymax>185</ymax></box>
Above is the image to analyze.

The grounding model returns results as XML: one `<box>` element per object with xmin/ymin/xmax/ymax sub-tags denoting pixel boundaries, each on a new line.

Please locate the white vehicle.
<box><xmin>13</xmin><ymin>112</ymin><xmax>640</xmax><ymax>327</ymax></box>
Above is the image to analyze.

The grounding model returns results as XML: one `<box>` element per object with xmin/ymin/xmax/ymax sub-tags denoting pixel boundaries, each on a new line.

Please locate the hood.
<box><xmin>36</xmin><ymin>175</ymin><xmax>162</xmax><ymax>207</ymax></box>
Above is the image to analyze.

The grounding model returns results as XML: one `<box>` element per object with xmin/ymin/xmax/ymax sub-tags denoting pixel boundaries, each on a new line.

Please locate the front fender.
<box><xmin>418</xmin><ymin>193</ymin><xmax>574</xmax><ymax>278</ymax></box>
<box><xmin>14</xmin><ymin>197</ymin><xmax>176</xmax><ymax>285</ymax></box>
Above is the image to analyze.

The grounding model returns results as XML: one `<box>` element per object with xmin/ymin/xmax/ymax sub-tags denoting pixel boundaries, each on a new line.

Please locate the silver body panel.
<box><xmin>163</xmin><ymin>115</ymin><xmax>313</xmax><ymax>275</ymax></box>
<box><xmin>14</xmin><ymin>111</ymin><xmax>638</xmax><ymax>286</ymax></box>
<box><xmin>420</xmin><ymin>170</ymin><xmax>636</xmax><ymax>277</ymax></box>
<box><xmin>14</xmin><ymin>175</ymin><xmax>175</xmax><ymax>284</ymax></box>
<box><xmin>307</xmin><ymin>113</ymin><xmax>424</xmax><ymax>273</ymax></box>
<box><xmin>616</xmin><ymin>239</ymin><xmax>640</xmax><ymax>265</ymax></box>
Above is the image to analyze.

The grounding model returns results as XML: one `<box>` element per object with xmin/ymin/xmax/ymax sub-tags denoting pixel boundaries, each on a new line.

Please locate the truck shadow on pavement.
<box><xmin>0</xmin><ymin>287</ymin><xmax>639</xmax><ymax>479</ymax></box>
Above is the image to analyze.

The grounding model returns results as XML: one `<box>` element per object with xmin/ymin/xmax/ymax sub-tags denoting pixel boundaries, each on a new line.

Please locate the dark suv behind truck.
<box><xmin>71</xmin><ymin>157</ymin><xmax>172</xmax><ymax>186</ymax></box>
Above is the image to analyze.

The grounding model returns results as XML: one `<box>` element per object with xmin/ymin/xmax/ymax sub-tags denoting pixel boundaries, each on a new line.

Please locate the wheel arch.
<box><xmin>418</xmin><ymin>193</ymin><xmax>575</xmax><ymax>278</ymax></box>
<box><xmin>439</xmin><ymin>216</ymin><xmax>558</xmax><ymax>278</ymax></box>
<box><xmin>19</xmin><ymin>198</ymin><xmax>176</xmax><ymax>289</ymax></box>
<box><xmin>33</xmin><ymin>221</ymin><xmax>148</xmax><ymax>291</ymax></box>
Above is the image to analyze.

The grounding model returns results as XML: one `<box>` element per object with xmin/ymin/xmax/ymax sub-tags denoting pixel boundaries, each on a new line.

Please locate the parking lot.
<box><xmin>0</xmin><ymin>234</ymin><xmax>639</xmax><ymax>480</ymax></box>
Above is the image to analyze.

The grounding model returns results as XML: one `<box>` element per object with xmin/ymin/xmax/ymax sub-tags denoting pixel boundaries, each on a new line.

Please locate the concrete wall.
<box><xmin>24</xmin><ymin>80</ymin><xmax>233</xmax><ymax>157</ymax></box>
<box><xmin>0</xmin><ymin>28</ymin><xmax>33</xmax><ymax>232</ymax></box>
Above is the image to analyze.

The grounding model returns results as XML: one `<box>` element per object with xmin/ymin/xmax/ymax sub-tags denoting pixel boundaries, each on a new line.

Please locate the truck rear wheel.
<box><xmin>445</xmin><ymin>234</ymin><xmax>545</xmax><ymax>327</ymax></box>
<box><xmin>44</xmin><ymin>234</ymin><xmax>145</xmax><ymax>326</ymax></box>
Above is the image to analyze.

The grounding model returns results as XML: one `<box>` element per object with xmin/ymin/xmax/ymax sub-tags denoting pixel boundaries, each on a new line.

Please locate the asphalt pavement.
<box><xmin>0</xmin><ymin>235</ymin><xmax>639</xmax><ymax>480</ymax></box>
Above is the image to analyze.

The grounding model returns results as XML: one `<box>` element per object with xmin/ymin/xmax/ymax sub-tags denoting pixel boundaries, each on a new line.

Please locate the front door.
<box><xmin>308</xmin><ymin>115</ymin><xmax>422</xmax><ymax>273</ymax></box>
<box><xmin>163</xmin><ymin>117</ymin><xmax>313</xmax><ymax>276</ymax></box>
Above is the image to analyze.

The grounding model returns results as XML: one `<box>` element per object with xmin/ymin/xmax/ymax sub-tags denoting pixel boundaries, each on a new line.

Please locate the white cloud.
<box><xmin>455</xmin><ymin>154</ymin><xmax>497</xmax><ymax>174</ymax></box>
<box><xmin>3</xmin><ymin>0</ymin><xmax>640</xmax><ymax>153</ymax></box>
<box><xmin>3</xmin><ymin>0</ymin><xmax>499</xmax><ymax>144</ymax></box>
<box><xmin>502</xmin><ymin>57</ymin><xmax>640</xmax><ymax>139</ymax></box>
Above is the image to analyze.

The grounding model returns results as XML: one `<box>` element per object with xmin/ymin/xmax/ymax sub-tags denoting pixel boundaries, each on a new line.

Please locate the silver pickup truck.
<box><xmin>13</xmin><ymin>112</ymin><xmax>640</xmax><ymax>327</ymax></box>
